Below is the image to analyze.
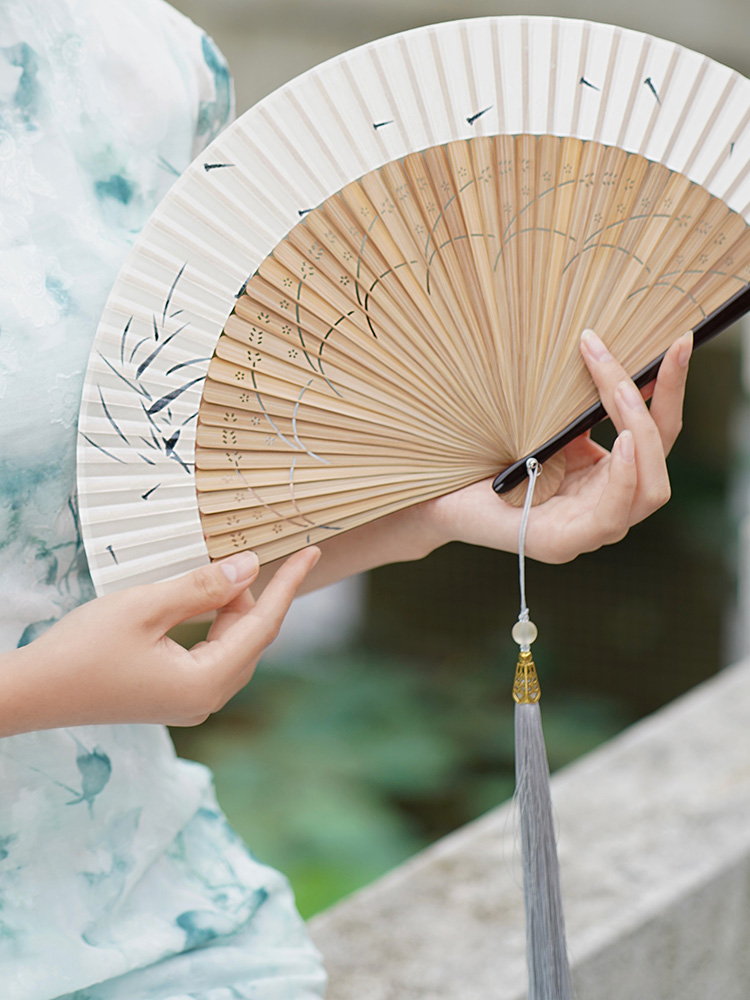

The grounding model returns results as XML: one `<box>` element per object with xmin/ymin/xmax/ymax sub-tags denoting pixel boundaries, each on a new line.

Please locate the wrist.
<box><xmin>398</xmin><ymin>495</ymin><xmax>455</xmax><ymax>557</ymax></box>
<box><xmin>416</xmin><ymin>480</ymin><xmax>520</xmax><ymax>554</ymax></box>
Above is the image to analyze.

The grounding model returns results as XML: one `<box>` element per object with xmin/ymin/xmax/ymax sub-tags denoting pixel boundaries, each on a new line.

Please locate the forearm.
<box><xmin>0</xmin><ymin>644</ymin><xmax>55</xmax><ymax>738</ymax></box>
<box><xmin>0</xmin><ymin>626</ymin><xmax>110</xmax><ymax>737</ymax></box>
<box><xmin>255</xmin><ymin>499</ymin><xmax>449</xmax><ymax>595</ymax></box>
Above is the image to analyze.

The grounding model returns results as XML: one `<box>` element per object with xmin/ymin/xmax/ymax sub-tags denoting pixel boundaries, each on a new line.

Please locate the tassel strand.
<box><xmin>513</xmin><ymin>459</ymin><xmax>572</xmax><ymax>1000</ymax></box>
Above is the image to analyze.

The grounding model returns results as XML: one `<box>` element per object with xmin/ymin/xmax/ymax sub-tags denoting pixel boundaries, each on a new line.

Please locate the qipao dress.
<box><xmin>0</xmin><ymin>1</ymin><xmax>326</xmax><ymax>997</ymax></box>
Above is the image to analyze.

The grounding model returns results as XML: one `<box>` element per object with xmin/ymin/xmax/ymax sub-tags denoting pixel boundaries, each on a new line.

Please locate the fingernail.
<box><xmin>617</xmin><ymin>429</ymin><xmax>635</xmax><ymax>463</ymax></box>
<box><xmin>677</xmin><ymin>330</ymin><xmax>693</xmax><ymax>367</ymax></box>
<box><xmin>581</xmin><ymin>329</ymin><xmax>612</xmax><ymax>361</ymax></box>
<box><xmin>616</xmin><ymin>379</ymin><xmax>643</xmax><ymax>410</ymax></box>
<box><xmin>220</xmin><ymin>551</ymin><xmax>259</xmax><ymax>583</ymax></box>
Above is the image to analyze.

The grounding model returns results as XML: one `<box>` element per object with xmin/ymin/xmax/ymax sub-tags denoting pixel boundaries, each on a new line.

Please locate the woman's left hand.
<box><xmin>424</xmin><ymin>329</ymin><xmax>692</xmax><ymax>564</ymax></box>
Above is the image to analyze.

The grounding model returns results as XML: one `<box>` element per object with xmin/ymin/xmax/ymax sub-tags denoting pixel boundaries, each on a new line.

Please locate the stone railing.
<box><xmin>309</xmin><ymin>660</ymin><xmax>750</xmax><ymax>1000</ymax></box>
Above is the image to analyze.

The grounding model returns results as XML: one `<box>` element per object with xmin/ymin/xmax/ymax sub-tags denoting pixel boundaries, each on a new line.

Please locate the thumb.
<box><xmin>149</xmin><ymin>552</ymin><xmax>261</xmax><ymax>629</ymax></box>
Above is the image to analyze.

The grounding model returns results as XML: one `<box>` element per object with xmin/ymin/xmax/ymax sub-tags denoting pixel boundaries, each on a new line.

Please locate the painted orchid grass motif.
<box><xmin>80</xmin><ymin>264</ymin><xmax>210</xmax><ymax>517</ymax></box>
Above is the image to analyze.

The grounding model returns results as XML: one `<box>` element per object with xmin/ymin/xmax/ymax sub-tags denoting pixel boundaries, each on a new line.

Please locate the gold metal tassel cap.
<box><xmin>513</xmin><ymin>650</ymin><xmax>541</xmax><ymax>704</ymax></box>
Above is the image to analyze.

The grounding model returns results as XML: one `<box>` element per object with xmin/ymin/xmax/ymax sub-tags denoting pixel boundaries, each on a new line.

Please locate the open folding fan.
<box><xmin>78</xmin><ymin>16</ymin><xmax>750</xmax><ymax>588</ymax></box>
<box><xmin>78</xmin><ymin>15</ymin><xmax>750</xmax><ymax>999</ymax></box>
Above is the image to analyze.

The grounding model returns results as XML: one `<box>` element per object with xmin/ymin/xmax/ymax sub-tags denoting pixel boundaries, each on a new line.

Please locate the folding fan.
<box><xmin>77</xmin><ymin>16</ymin><xmax>750</xmax><ymax>999</ymax></box>
<box><xmin>77</xmin><ymin>16</ymin><xmax>750</xmax><ymax>591</ymax></box>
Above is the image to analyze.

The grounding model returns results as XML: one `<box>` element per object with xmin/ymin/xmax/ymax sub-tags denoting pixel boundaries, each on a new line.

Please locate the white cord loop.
<box><xmin>514</xmin><ymin>457</ymin><xmax>541</xmax><ymax>651</ymax></box>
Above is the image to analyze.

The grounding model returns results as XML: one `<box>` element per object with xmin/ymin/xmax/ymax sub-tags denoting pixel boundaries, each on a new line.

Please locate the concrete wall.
<box><xmin>310</xmin><ymin>660</ymin><xmax>750</xmax><ymax>999</ymax></box>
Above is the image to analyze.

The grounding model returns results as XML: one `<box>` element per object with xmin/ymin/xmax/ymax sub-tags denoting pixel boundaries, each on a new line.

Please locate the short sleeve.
<box><xmin>0</xmin><ymin>0</ymin><xmax>236</xmax><ymax>641</ymax></box>
<box><xmin>153</xmin><ymin>0</ymin><xmax>236</xmax><ymax>157</ymax></box>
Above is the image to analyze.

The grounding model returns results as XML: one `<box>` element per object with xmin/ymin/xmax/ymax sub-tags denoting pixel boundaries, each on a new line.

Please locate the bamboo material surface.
<box><xmin>195</xmin><ymin>135</ymin><xmax>750</xmax><ymax>562</ymax></box>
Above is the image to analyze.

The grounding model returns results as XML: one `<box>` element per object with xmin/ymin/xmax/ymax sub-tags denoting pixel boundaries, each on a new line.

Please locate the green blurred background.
<box><xmin>172</xmin><ymin>348</ymin><xmax>739</xmax><ymax>918</ymax></box>
<box><xmin>169</xmin><ymin>0</ymin><xmax>748</xmax><ymax>919</ymax></box>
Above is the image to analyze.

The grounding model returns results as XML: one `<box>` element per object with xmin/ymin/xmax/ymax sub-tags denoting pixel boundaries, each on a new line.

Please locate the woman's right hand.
<box><xmin>1</xmin><ymin>547</ymin><xmax>320</xmax><ymax>737</ymax></box>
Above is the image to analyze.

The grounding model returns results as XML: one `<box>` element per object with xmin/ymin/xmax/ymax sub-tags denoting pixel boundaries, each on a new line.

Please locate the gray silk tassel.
<box><xmin>512</xmin><ymin>458</ymin><xmax>572</xmax><ymax>1000</ymax></box>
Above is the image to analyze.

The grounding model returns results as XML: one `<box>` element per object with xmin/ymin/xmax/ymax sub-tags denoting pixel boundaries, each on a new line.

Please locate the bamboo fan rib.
<box><xmin>196</xmin><ymin>134</ymin><xmax>750</xmax><ymax>563</ymax></box>
<box><xmin>77</xmin><ymin>16</ymin><xmax>750</xmax><ymax>592</ymax></box>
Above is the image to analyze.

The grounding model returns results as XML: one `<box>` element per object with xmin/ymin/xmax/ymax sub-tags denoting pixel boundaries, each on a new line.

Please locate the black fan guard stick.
<box><xmin>493</xmin><ymin>282</ymin><xmax>750</xmax><ymax>495</ymax></box>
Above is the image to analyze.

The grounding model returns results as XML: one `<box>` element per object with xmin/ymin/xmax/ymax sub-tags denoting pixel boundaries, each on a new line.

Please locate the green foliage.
<box><xmin>170</xmin><ymin>331</ymin><xmax>737</xmax><ymax>921</ymax></box>
<box><xmin>171</xmin><ymin>646</ymin><xmax>631</xmax><ymax>918</ymax></box>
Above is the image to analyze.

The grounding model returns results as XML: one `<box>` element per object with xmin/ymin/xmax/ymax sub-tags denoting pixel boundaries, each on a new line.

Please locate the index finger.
<box><xmin>194</xmin><ymin>546</ymin><xmax>322</xmax><ymax>700</ymax></box>
<box><xmin>579</xmin><ymin>329</ymin><xmax>635</xmax><ymax>435</ymax></box>
<box><xmin>648</xmin><ymin>331</ymin><xmax>692</xmax><ymax>455</ymax></box>
<box><xmin>215</xmin><ymin>547</ymin><xmax>321</xmax><ymax>664</ymax></box>
<box><xmin>250</xmin><ymin>546</ymin><xmax>322</xmax><ymax>635</ymax></box>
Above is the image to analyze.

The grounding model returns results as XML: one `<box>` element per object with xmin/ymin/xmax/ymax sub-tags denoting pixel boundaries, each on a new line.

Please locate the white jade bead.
<box><xmin>512</xmin><ymin>619</ymin><xmax>538</xmax><ymax>645</ymax></box>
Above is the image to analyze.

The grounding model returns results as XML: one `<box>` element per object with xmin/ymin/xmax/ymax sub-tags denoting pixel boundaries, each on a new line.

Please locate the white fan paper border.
<box><xmin>77</xmin><ymin>15</ymin><xmax>750</xmax><ymax>593</ymax></box>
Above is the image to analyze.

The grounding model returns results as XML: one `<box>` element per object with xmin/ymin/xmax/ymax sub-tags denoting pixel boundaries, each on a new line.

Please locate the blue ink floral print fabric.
<box><xmin>0</xmin><ymin>1</ymin><xmax>326</xmax><ymax>997</ymax></box>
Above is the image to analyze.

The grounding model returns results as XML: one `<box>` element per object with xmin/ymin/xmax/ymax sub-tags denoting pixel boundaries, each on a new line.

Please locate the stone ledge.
<box><xmin>309</xmin><ymin>660</ymin><xmax>750</xmax><ymax>999</ymax></box>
